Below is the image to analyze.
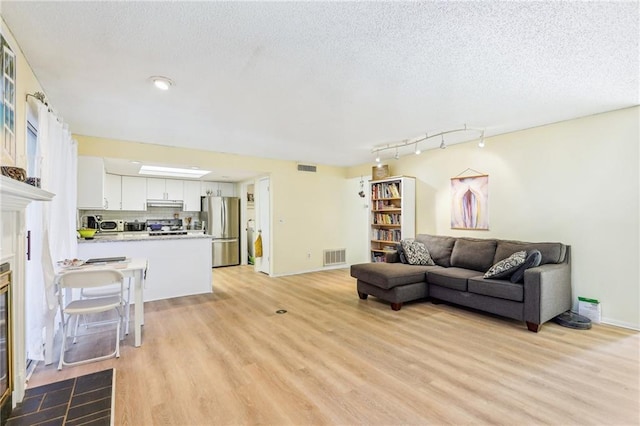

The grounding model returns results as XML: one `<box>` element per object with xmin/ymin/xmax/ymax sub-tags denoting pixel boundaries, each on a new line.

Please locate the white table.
<box><xmin>46</xmin><ymin>257</ymin><xmax>148</xmax><ymax>365</ymax></box>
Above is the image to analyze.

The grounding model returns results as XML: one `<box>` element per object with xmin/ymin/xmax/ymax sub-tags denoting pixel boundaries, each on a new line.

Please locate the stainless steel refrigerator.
<box><xmin>200</xmin><ymin>196</ymin><xmax>240</xmax><ymax>267</ymax></box>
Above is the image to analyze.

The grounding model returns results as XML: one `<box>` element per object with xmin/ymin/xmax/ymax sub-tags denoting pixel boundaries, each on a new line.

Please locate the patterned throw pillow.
<box><xmin>484</xmin><ymin>251</ymin><xmax>526</xmax><ymax>279</ymax></box>
<box><xmin>401</xmin><ymin>239</ymin><xmax>435</xmax><ymax>266</ymax></box>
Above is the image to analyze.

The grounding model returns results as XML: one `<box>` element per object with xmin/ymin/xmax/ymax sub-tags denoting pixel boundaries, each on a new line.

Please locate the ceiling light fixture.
<box><xmin>139</xmin><ymin>165</ymin><xmax>210</xmax><ymax>178</ymax></box>
<box><xmin>440</xmin><ymin>135</ymin><xmax>447</xmax><ymax>149</ymax></box>
<box><xmin>149</xmin><ymin>76</ymin><xmax>174</xmax><ymax>91</ymax></box>
<box><xmin>370</xmin><ymin>124</ymin><xmax>484</xmax><ymax>163</ymax></box>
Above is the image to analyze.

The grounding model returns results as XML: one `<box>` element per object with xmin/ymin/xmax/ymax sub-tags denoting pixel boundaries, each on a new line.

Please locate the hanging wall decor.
<box><xmin>450</xmin><ymin>171</ymin><xmax>489</xmax><ymax>230</ymax></box>
<box><xmin>1</xmin><ymin>34</ymin><xmax>16</xmax><ymax>166</ymax></box>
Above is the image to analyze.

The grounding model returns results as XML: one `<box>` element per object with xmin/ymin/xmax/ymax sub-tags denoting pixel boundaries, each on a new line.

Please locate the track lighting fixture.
<box><xmin>439</xmin><ymin>135</ymin><xmax>446</xmax><ymax>149</ymax></box>
<box><xmin>370</xmin><ymin>125</ymin><xmax>485</xmax><ymax>163</ymax></box>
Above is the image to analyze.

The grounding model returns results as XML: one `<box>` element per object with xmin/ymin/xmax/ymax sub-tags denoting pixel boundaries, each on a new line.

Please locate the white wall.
<box><xmin>349</xmin><ymin>107</ymin><xmax>639</xmax><ymax>329</ymax></box>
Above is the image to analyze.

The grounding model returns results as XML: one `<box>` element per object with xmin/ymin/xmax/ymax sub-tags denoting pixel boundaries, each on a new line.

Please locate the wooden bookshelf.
<box><xmin>369</xmin><ymin>176</ymin><xmax>416</xmax><ymax>262</ymax></box>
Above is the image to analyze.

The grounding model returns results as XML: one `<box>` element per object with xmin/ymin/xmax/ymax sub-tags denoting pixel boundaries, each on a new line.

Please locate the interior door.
<box><xmin>256</xmin><ymin>177</ymin><xmax>270</xmax><ymax>275</ymax></box>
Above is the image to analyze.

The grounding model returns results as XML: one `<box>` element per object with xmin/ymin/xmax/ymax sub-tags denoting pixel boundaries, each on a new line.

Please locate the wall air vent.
<box><xmin>323</xmin><ymin>249</ymin><xmax>346</xmax><ymax>266</ymax></box>
<box><xmin>297</xmin><ymin>164</ymin><xmax>317</xmax><ymax>172</ymax></box>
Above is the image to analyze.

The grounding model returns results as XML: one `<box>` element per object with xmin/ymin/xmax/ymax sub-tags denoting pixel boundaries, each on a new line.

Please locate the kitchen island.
<box><xmin>78</xmin><ymin>232</ymin><xmax>213</xmax><ymax>302</ymax></box>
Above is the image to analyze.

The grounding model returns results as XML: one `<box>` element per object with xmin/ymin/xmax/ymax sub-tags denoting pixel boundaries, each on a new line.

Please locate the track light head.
<box><xmin>440</xmin><ymin>135</ymin><xmax>446</xmax><ymax>149</ymax></box>
<box><xmin>394</xmin><ymin>148</ymin><xmax>400</xmax><ymax>160</ymax></box>
<box><xmin>478</xmin><ymin>131</ymin><xmax>485</xmax><ymax>148</ymax></box>
<box><xmin>415</xmin><ymin>143</ymin><xmax>421</xmax><ymax>155</ymax></box>
<box><xmin>375</xmin><ymin>154</ymin><xmax>381</xmax><ymax>163</ymax></box>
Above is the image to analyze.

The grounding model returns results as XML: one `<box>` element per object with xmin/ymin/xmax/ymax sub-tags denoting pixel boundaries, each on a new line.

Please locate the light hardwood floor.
<box><xmin>28</xmin><ymin>266</ymin><xmax>639</xmax><ymax>425</ymax></box>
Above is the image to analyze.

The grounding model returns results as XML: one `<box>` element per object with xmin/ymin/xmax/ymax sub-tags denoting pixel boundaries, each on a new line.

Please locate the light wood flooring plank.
<box><xmin>26</xmin><ymin>266</ymin><xmax>640</xmax><ymax>425</ymax></box>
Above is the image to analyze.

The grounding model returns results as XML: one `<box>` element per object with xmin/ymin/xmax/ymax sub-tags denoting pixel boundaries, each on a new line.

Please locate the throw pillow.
<box><xmin>484</xmin><ymin>251</ymin><xmax>526</xmax><ymax>279</ymax></box>
<box><xmin>510</xmin><ymin>249</ymin><xmax>542</xmax><ymax>283</ymax></box>
<box><xmin>396</xmin><ymin>243</ymin><xmax>408</xmax><ymax>264</ymax></box>
<box><xmin>401</xmin><ymin>239</ymin><xmax>435</xmax><ymax>266</ymax></box>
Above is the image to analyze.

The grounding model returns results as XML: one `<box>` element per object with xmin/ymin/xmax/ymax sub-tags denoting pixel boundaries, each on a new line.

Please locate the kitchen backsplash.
<box><xmin>79</xmin><ymin>207</ymin><xmax>202</xmax><ymax>229</ymax></box>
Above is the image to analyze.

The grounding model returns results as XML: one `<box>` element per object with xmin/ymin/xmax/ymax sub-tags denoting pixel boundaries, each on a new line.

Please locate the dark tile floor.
<box><xmin>4</xmin><ymin>369</ymin><xmax>113</xmax><ymax>426</ymax></box>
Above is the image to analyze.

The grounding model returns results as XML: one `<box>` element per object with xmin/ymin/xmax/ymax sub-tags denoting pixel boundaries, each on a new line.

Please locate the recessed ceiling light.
<box><xmin>139</xmin><ymin>165</ymin><xmax>210</xmax><ymax>178</ymax></box>
<box><xmin>149</xmin><ymin>76</ymin><xmax>174</xmax><ymax>91</ymax></box>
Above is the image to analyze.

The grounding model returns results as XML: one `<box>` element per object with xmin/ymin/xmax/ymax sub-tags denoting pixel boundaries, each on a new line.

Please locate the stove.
<box><xmin>146</xmin><ymin>218</ymin><xmax>185</xmax><ymax>236</ymax></box>
<box><xmin>148</xmin><ymin>230</ymin><xmax>188</xmax><ymax>236</ymax></box>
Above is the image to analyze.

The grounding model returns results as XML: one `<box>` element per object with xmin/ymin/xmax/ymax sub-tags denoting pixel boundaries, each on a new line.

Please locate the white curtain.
<box><xmin>24</xmin><ymin>102</ymin><xmax>78</xmax><ymax>360</ymax></box>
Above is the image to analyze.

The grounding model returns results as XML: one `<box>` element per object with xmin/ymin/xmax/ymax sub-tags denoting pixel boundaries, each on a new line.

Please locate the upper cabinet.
<box><xmin>147</xmin><ymin>178</ymin><xmax>184</xmax><ymax>200</ymax></box>
<box><xmin>77</xmin><ymin>156</ymin><xmax>106</xmax><ymax>209</ymax></box>
<box><xmin>104</xmin><ymin>173</ymin><xmax>122</xmax><ymax>210</ymax></box>
<box><xmin>121</xmin><ymin>176</ymin><xmax>147</xmax><ymax>211</ymax></box>
<box><xmin>201</xmin><ymin>181</ymin><xmax>236</xmax><ymax>197</ymax></box>
<box><xmin>77</xmin><ymin>157</ymin><xmax>239</xmax><ymax>212</ymax></box>
<box><xmin>183</xmin><ymin>180</ymin><xmax>201</xmax><ymax>212</ymax></box>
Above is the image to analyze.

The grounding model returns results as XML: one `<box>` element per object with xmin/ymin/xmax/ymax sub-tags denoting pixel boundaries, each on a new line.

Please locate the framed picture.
<box><xmin>450</xmin><ymin>174</ymin><xmax>489</xmax><ymax>230</ymax></box>
<box><xmin>372</xmin><ymin>164</ymin><xmax>390</xmax><ymax>180</ymax></box>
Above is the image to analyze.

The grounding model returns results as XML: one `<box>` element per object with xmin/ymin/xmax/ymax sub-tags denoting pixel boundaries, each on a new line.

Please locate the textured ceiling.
<box><xmin>2</xmin><ymin>1</ymin><xmax>638</xmax><ymax>169</ymax></box>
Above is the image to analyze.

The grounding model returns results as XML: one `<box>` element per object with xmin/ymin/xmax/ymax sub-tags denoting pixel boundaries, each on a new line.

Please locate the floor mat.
<box><xmin>5</xmin><ymin>368</ymin><xmax>115</xmax><ymax>426</ymax></box>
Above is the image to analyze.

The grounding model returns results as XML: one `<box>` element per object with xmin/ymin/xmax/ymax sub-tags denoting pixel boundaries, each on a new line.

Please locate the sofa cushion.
<box><xmin>350</xmin><ymin>263</ymin><xmax>434</xmax><ymax>290</ymax></box>
<box><xmin>468</xmin><ymin>276</ymin><xmax>524</xmax><ymax>302</ymax></box>
<box><xmin>426</xmin><ymin>267</ymin><xmax>480</xmax><ymax>291</ymax></box>
<box><xmin>401</xmin><ymin>239</ymin><xmax>435</xmax><ymax>265</ymax></box>
<box><xmin>494</xmin><ymin>240</ymin><xmax>565</xmax><ymax>266</ymax></box>
<box><xmin>484</xmin><ymin>251</ymin><xmax>526</xmax><ymax>279</ymax></box>
<box><xmin>450</xmin><ymin>238</ymin><xmax>498</xmax><ymax>272</ymax></box>
<box><xmin>415</xmin><ymin>234</ymin><xmax>456</xmax><ymax>267</ymax></box>
<box><xmin>509</xmin><ymin>249</ymin><xmax>542</xmax><ymax>283</ymax></box>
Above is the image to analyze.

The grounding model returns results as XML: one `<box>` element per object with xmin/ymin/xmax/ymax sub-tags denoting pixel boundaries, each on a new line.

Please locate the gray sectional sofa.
<box><xmin>350</xmin><ymin>234</ymin><xmax>571</xmax><ymax>332</ymax></box>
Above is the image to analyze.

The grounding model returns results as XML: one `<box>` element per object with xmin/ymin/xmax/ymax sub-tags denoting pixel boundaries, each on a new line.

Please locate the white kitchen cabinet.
<box><xmin>147</xmin><ymin>178</ymin><xmax>184</xmax><ymax>200</ymax></box>
<box><xmin>201</xmin><ymin>181</ymin><xmax>236</xmax><ymax>197</ymax></box>
<box><xmin>165</xmin><ymin>179</ymin><xmax>184</xmax><ymax>200</ymax></box>
<box><xmin>104</xmin><ymin>173</ymin><xmax>122</xmax><ymax>210</ymax></box>
<box><xmin>146</xmin><ymin>178</ymin><xmax>166</xmax><ymax>199</ymax></box>
<box><xmin>183</xmin><ymin>180</ymin><xmax>201</xmax><ymax>211</ymax></box>
<box><xmin>77</xmin><ymin>156</ymin><xmax>106</xmax><ymax>209</ymax></box>
<box><xmin>121</xmin><ymin>176</ymin><xmax>147</xmax><ymax>211</ymax></box>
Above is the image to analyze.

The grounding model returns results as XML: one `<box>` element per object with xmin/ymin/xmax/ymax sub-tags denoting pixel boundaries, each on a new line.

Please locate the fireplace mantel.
<box><xmin>1</xmin><ymin>175</ymin><xmax>54</xmax><ymax>211</ymax></box>
<box><xmin>1</xmin><ymin>174</ymin><xmax>54</xmax><ymax>410</ymax></box>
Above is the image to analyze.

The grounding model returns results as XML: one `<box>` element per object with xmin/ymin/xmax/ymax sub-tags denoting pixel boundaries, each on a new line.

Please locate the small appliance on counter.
<box><xmin>146</xmin><ymin>218</ymin><xmax>187</xmax><ymax>236</ymax></box>
<box><xmin>125</xmin><ymin>220</ymin><xmax>146</xmax><ymax>232</ymax></box>
<box><xmin>82</xmin><ymin>214</ymin><xmax>101</xmax><ymax>230</ymax></box>
<box><xmin>99</xmin><ymin>219</ymin><xmax>124</xmax><ymax>232</ymax></box>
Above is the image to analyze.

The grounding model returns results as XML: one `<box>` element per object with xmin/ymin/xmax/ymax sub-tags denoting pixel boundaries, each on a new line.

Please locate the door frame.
<box><xmin>255</xmin><ymin>176</ymin><xmax>270</xmax><ymax>275</ymax></box>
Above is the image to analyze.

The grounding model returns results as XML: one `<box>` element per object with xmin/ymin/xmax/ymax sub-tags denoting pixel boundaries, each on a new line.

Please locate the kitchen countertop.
<box><xmin>78</xmin><ymin>231</ymin><xmax>212</xmax><ymax>243</ymax></box>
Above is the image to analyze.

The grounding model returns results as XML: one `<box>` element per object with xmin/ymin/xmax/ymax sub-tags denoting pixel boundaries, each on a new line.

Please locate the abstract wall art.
<box><xmin>451</xmin><ymin>174</ymin><xmax>489</xmax><ymax>230</ymax></box>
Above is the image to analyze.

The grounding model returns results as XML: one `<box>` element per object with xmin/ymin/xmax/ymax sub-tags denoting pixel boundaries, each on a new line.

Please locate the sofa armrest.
<box><xmin>523</xmin><ymin>263</ymin><xmax>571</xmax><ymax>325</ymax></box>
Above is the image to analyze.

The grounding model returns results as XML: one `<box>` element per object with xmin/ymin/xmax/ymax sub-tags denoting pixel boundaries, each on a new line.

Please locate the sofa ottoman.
<box><xmin>350</xmin><ymin>263</ymin><xmax>436</xmax><ymax>310</ymax></box>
